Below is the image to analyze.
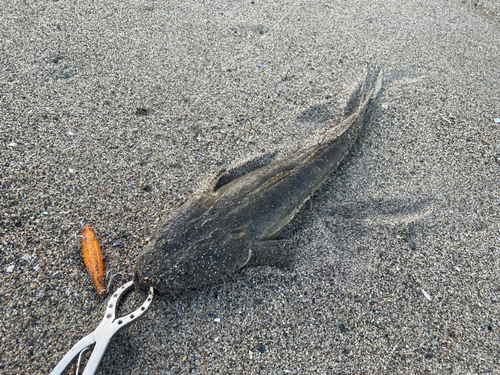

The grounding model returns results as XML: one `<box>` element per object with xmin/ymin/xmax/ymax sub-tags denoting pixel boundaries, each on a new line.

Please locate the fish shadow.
<box><xmin>297</xmin><ymin>102</ymin><xmax>340</xmax><ymax>124</ymax></box>
<box><xmin>329</xmin><ymin>196</ymin><xmax>435</xmax><ymax>226</ymax></box>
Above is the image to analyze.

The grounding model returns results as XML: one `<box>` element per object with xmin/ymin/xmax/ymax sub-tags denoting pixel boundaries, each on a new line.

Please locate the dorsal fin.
<box><xmin>213</xmin><ymin>151</ymin><xmax>277</xmax><ymax>192</ymax></box>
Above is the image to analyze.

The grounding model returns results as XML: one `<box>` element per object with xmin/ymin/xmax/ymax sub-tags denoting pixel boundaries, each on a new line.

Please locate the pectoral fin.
<box><xmin>246</xmin><ymin>239</ymin><xmax>294</xmax><ymax>268</ymax></box>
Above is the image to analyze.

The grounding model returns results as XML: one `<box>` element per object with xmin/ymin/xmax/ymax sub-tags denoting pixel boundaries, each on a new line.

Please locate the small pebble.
<box><xmin>8</xmin><ymin>142</ymin><xmax>18</xmax><ymax>147</ymax></box>
<box><xmin>33</xmin><ymin>265</ymin><xmax>40</xmax><ymax>271</ymax></box>
<box><xmin>214</xmin><ymin>336</ymin><xmax>220</xmax><ymax>342</ymax></box>
<box><xmin>113</xmin><ymin>241</ymin><xmax>122</xmax><ymax>247</ymax></box>
<box><xmin>21</xmin><ymin>254</ymin><xmax>31</xmax><ymax>261</ymax></box>
<box><xmin>494</xmin><ymin>118</ymin><xmax>500</xmax><ymax>123</ymax></box>
<box><xmin>6</xmin><ymin>265</ymin><xmax>14</xmax><ymax>273</ymax></box>
<box><xmin>214</xmin><ymin>318</ymin><xmax>221</xmax><ymax>322</ymax></box>
<box><xmin>257</xmin><ymin>345</ymin><xmax>266</xmax><ymax>353</ymax></box>
<box><xmin>421</xmin><ymin>289</ymin><xmax>431</xmax><ymax>301</ymax></box>
<box><xmin>409</xmin><ymin>240</ymin><xmax>416</xmax><ymax>250</ymax></box>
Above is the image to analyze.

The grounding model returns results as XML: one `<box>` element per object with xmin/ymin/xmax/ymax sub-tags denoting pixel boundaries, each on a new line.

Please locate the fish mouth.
<box><xmin>134</xmin><ymin>252</ymin><xmax>167</xmax><ymax>293</ymax></box>
<box><xmin>134</xmin><ymin>254</ymin><xmax>199</xmax><ymax>295</ymax></box>
<box><xmin>133</xmin><ymin>265</ymin><xmax>155</xmax><ymax>292</ymax></box>
<box><xmin>134</xmin><ymin>268</ymin><xmax>178</xmax><ymax>295</ymax></box>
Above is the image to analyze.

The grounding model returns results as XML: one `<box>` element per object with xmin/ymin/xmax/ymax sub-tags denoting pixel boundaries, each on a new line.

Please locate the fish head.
<box><xmin>134</xmin><ymin>226</ymin><xmax>253</xmax><ymax>295</ymax></box>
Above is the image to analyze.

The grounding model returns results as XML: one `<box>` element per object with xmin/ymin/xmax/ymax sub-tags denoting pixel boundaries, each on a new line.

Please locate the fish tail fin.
<box><xmin>343</xmin><ymin>67</ymin><xmax>383</xmax><ymax>118</ymax></box>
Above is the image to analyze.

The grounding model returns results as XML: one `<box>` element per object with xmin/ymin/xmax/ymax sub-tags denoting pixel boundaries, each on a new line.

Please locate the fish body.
<box><xmin>135</xmin><ymin>70</ymin><xmax>382</xmax><ymax>294</ymax></box>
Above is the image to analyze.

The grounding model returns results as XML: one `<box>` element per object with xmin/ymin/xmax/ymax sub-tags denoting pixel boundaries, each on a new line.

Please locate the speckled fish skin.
<box><xmin>134</xmin><ymin>70</ymin><xmax>382</xmax><ymax>295</ymax></box>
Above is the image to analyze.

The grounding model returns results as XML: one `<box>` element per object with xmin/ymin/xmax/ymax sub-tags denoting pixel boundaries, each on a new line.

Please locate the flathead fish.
<box><xmin>135</xmin><ymin>70</ymin><xmax>382</xmax><ymax>294</ymax></box>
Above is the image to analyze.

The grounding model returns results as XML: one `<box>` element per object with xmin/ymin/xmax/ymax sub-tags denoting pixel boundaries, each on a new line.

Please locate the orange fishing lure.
<box><xmin>81</xmin><ymin>226</ymin><xmax>106</xmax><ymax>295</ymax></box>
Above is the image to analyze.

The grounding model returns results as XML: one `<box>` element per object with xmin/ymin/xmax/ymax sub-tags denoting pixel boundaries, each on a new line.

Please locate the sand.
<box><xmin>1</xmin><ymin>0</ymin><xmax>500</xmax><ymax>373</ymax></box>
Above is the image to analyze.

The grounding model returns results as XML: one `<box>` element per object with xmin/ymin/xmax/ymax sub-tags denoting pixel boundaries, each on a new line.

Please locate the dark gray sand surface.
<box><xmin>1</xmin><ymin>0</ymin><xmax>500</xmax><ymax>374</ymax></box>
